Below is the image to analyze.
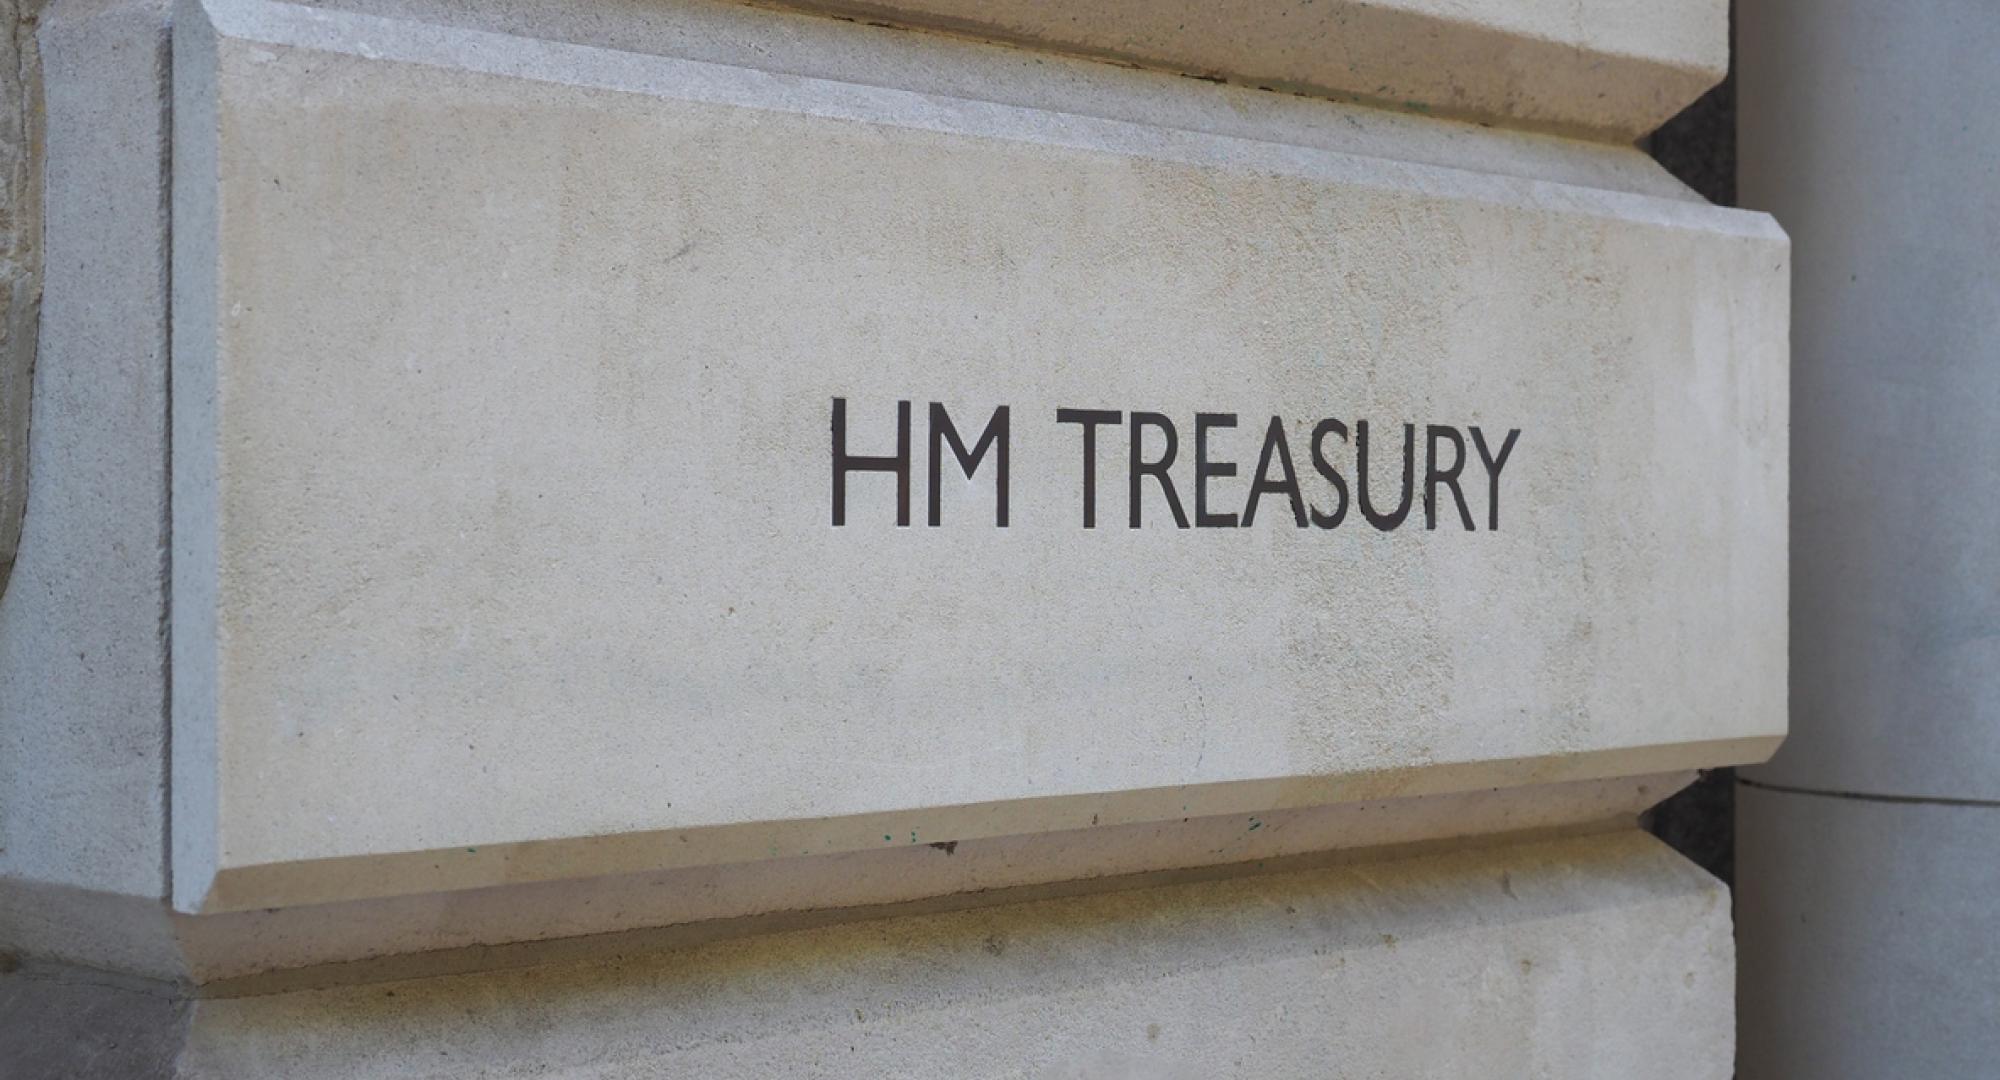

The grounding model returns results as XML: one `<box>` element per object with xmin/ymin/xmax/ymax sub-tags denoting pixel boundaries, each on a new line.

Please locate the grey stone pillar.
<box><xmin>1737</xmin><ymin>1</ymin><xmax>2000</xmax><ymax>1075</ymax></box>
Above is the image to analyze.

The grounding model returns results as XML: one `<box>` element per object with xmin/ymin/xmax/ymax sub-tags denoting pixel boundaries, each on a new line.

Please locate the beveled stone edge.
<box><xmin>188</xmin><ymin>0</ymin><xmax>1770</xmax><ymax>234</ymax></box>
<box><xmin>5</xmin><ymin>771</ymin><xmax>1704</xmax><ymax>988</ymax></box>
<box><xmin>752</xmin><ymin>0</ymin><xmax>1727</xmax><ymax>140</ymax></box>
<box><xmin>191</xmin><ymin>817</ymin><xmax>1660</xmax><ymax>998</ymax></box>
<box><xmin>179</xmin><ymin>741</ymin><xmax>1774</xmax><ymax>914</ymax></box>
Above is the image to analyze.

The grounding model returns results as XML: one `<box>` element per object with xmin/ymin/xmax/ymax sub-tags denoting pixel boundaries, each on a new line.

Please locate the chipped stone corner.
<box><xmin>0</xmin><ymin>0</ymin><xmax>42</xmax><ymax>604</ymax></box>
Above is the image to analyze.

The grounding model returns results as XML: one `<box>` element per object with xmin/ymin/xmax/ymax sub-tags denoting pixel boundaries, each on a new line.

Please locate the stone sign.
<box><xmin>170</xmin><ymin>0</ymin><xmax>1787</xmax><ymax>913</ymax></box>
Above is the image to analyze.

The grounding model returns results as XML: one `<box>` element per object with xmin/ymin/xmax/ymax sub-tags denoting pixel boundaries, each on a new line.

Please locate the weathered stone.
<box><xmin>1</xmin><ymin>830</ymin><xmax>1737</xmax><ymax>1077</ymax></box>
<box><xmin>0</xmin><ymin>0</ymin><xmax>1782</xmax><ymax>1075</ymax></box>
<box><xmin>0</xmin><ymin>0</ymin><xmax>41</xmax><ymax>604</ymax></box>
<box><xmin>765</xmin><ymin>0</ymin><xmax>1728</xmax><ymax>139</ymax></box>
<box><xmin>0</xmin><ymin>961</ymin><xmax>190</xmax><ymax>1080</ymax></box>
<box><xmin>175</xmin><ymin>831</ymin><xmax>1735</xmax><ymax>1079</ymax></box>
<box><xmin>172</xmin><ymin>772</ymin><xmax>1687</xmax><ymax>984</ymax></box>
<box><xmin>1737</xmin><ymin>785</ymin><xmax>2000</xmax><ymax>1079</ymax></box>
<box><xmin>0</xmin><ymin>0</ymin><xmax>172</xmax><ymax>911</ymax></box>
<box><xmin>169</xmin><ymin>0</ymin><xmax>1786</xmax><ymax>915</ymax></box>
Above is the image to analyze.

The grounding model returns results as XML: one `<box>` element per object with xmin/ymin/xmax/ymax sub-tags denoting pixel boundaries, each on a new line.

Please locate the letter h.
<box><xmin>831</xmin><ymin>398</ymin><xmax>911</xmax><ymax>526</ymax></box>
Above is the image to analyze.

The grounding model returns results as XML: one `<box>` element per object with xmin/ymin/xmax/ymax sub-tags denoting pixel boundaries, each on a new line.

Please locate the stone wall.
<box><xmin>0</xmin><ymin>0</ymin><xmax>1784</xmax><ymax>1075</ymax></box>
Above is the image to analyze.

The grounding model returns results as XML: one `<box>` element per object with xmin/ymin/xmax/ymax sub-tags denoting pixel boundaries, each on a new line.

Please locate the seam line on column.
<box><xmin>1738</xmin><ymin>776</ymin><xmax>2000</xmax><ymax>810</ymax></box>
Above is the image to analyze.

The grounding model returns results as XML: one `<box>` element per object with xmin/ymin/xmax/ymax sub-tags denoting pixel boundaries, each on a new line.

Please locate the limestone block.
<box><xmin>170</xmin><ymin>831</ymin><xmax>1736</xmax><ymax>1079</ymax></box>
<box><xmin>263</xmin><ymin>0</ymin><xmax>1717</xmax><ymax>201</ymax></box>
<box><xmin>170</xmin><ymin>0</ymin><xmax>1786</xmax><ymax>914</ymax></box>
<box><xmin>175</xmin><ymin>772</ymin><xmax>1684</xmax><ymax>984</ymax></box>
<box><xmin>763</xmin><ymin>0</ymin><xmax>1727</xmax><ymax>139</ymax></box>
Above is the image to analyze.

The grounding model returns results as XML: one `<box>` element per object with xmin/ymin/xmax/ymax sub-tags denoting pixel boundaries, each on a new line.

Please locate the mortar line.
<box><xmin>154</xmin><ymin>2</ymin><xmax>175</xmax><ymax>910</ymax></box>
<box><xmin>1738</xmin><ymin>776</ymin><xmax>2000</xmax><ymax>810</ymax></box>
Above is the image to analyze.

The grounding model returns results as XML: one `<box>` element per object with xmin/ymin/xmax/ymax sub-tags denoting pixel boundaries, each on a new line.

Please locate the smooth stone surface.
<box><xmin>173</xmin><ymin>831</ymin><xmax>1735</xmax><ymax>1079</ymax></box>
<box><xmin>0</xmin><ymin>0</ymin><xmax>173</xmax><ymax>900</ymax></box>
<box><xmin>1735</xmin><ymin>3</ymin><xmax>2000</xmax><ymax>1076</ymax></box>
<box><xmin>765</xmin><ymin>0</ymin><xmax>1727</xmax><ymax>139</ymax></box>
<box><xmin>1736</xmin><ymin>784</ymin><xmax>2000</xmax><ymax>1080</ymax></box>
<box><xmin>0</xmin><ymin>877</ymin><xmax>186</xmax><ymax>985</ymax></box>
<box><xmin>1740</xmin><ymin>0</ymin><xmax>2000</xmax><ymax>804</ymax></box>
<box><xmin>171</xmin><ymin>0</ymin><xmax>1786</xmax><ymax>914</ymax></box>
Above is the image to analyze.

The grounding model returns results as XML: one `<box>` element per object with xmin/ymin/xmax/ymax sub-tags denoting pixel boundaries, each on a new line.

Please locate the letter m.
<box><xmin>929</xmin><ymin>403</ymin><xmax>1010</xmax><ymax>527</ymax></box>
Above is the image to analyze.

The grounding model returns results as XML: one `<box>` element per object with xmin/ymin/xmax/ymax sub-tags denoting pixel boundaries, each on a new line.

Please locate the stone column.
<box><xmin>1737</xmin><ymin>1</ymin><xmax>2000</xmax><ymax>1075</ymax></box>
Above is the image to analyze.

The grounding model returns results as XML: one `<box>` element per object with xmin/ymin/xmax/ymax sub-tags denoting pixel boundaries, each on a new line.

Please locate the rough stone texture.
<box><xmin>0</xmin><ymin>831</ymin><xmax>1736</xmax><ymax>1077</ymax></box>
<box><xmin>170</xmin><ymin>0</ymin><xmax>1786</xmax><ymax>916</ymax></box>
<box><xmin>758</xmin><ymin>0</ymin><xmax>1727</xmax><ymax>140</ymax></box>
<box><xmin>0</xmin><ymin>0</ymin><xmax>172</xmax><ymax>901</ymax></box>
<box><xmin>1736</xmin><ymin>785</ymin><xmax>2000</xmax><ymax>1079</ymax></box>
<box><xmin>292</xmin><ymin>0</ymin><xmax>1720</xmax><ymax>205</ymax></box>
<box><xmin>170</xmin><ymin>773</ymin><xmax>1682</xmax><ymax>985</ymax></box>
<box><xmin>0</xmin><ymin>770</ymin><xmax>1691</xmax><ymax>984</ymax></box>
<box><xmin>306</xmin><ymin>0</ymin><xmax>1708</xmax><ymax>201</ymax></box>
<box><xmin>1</xmin><ymin>771</ymin><xmax>1689</xmax><ymax>986</ymax></box>
<box><xmin>0</xmin><ymin>1</ymin><xmax>1767</xmax><ymax>1074</ymax></box>
<box><xmin>172</xmin><ymin>831</ymin><xmax>1734</xmax><ymax>1079</ymax></box>
<box><xmin>0</xmin><ymin>876</ymin><xmax>184</xmax><ymax>983</ymax></box>
<box><xmin>0</xmin><ymin>961</ymin><xmax>189</xmax><ymax>1080</ymax></box>
<box><xmin>0</xmin><ymin>0</ymin><xmax>40</xmax><ymax>603</ymax></box>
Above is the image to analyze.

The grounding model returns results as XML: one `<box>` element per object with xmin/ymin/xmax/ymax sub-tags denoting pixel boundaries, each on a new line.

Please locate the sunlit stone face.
<box><xmin>168</xmin><ymin>0</ymin><xmax>1787</xmax><ymax>913</ymax></box>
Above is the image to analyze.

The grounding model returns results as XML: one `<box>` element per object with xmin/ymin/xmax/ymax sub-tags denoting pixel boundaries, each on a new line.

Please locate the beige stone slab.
<box><xmin>760</xmin><ymin>0</ymin><xmax>1728</xmax><ymax>138</ymax></box>
<box><xmin>292</xmin><ymin>0</ymin><xmax>1710</xmax><ymax>202</ymax></box>
<box><xmin>171</xmin><ymin>831</ymin><xmax>1736</xmax><ymax>1079</ymax></box>
<box><xmin>2</xmin><ymin>770</ymin><xmax>1686</xmax><ymax>983</ymax></box>
<box><xmin>176</xmin><ymin>771</ymin><xmax>1685</xmax><ymax>984</ymax></box>
<box><xmin>171</xmin><ymin>0</ymin><xmax>1787</xmax><ymax>913</ymax></box>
